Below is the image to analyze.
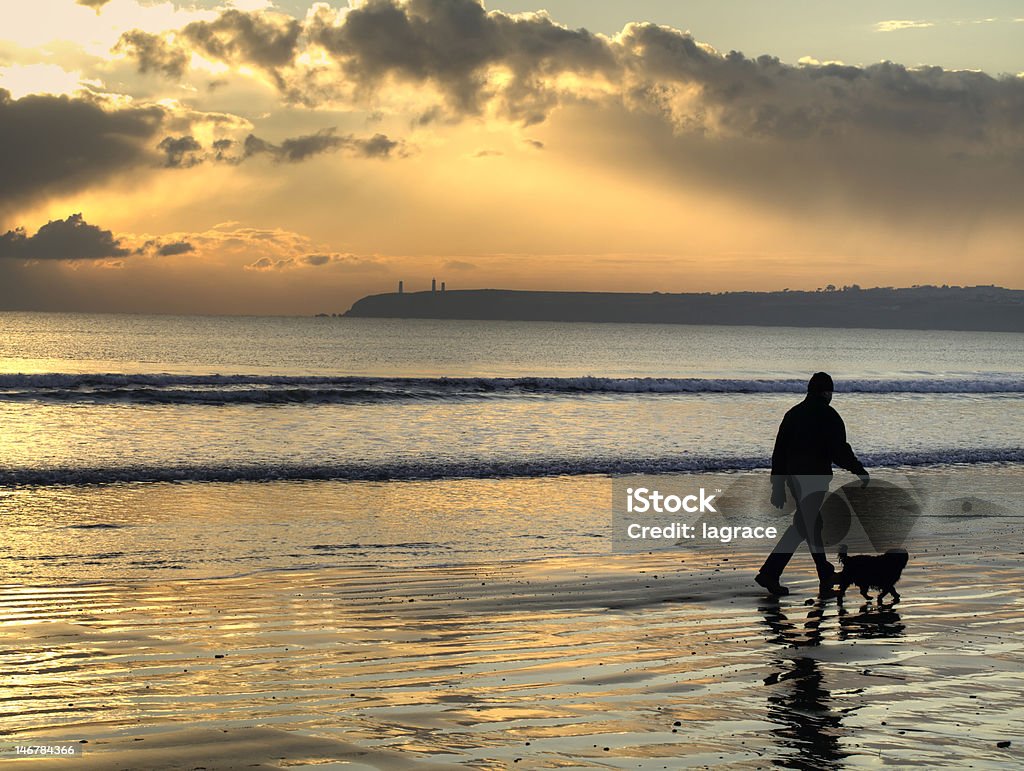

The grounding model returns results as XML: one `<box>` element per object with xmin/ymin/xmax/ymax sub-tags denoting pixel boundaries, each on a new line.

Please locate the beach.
<box><xmin>2</xmin><ymin>505</ymin><xmax>1023</xmax><ymax>769</ymax></box>
<box><xmin>0</xmin><ymin>314</ymin><xmax>1022</xmax><ymax>768</ymax></box>
<box><xmin>3</xmin><ymin>546</ymin><xmax>1023</xmax><ymax>768</ymax></box>
<box><xmin>5</xmin><ymin>0</ymin><xmax>1024</xmax><ymax>764</ymax></box>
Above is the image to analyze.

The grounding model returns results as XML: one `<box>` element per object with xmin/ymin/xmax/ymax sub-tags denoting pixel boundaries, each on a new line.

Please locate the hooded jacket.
<box><xmin>771</xmin><ymin>395</ymin><xmax>867</xmax><ymax>478</ymax></box>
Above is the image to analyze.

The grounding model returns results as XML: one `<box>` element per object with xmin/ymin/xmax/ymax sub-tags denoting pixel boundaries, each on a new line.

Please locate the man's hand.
<box><xmin>770</xmin><ymin>483</ymin><xmax>786</xmax><ymax>509</ymax></box>
<box><xmin>858</xmin><ymin>472</ymin><xmax>870</xmax><ymax>488</ymax></box>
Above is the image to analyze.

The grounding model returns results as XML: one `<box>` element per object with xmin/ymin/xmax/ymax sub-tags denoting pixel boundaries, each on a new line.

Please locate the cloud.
<box><xmin>118</xmin><ymin>0</ymin><xmax>616</xmax><ymax>122</ymax></box>
<box><xmin>135</xmin><ymin>238</ymin><xmax>195</xmax><ymax>256</ymax></box>
<box><xmin>0</xmin><ymin>220</ymin><xmax>201</xmax><ymax>266</ymax></box>
<box><xmin>306</xmin><ymin>0</ymin><xmax>616</xmax><ymax>121</ymax></box>
<box><xmin>76</xmin><ymin>0</ymin><xmax>110</xmax><ymax>9</ymax></box>
<box><xmin>443</xmin><ymin>259</ymin><xmax>477</xmax><ymax>270</ymax></box>
<box><xmin>614</xmin><ymin>22</ymin><xmax>1024</xmax><ymax>151</ymax></box>
<box><xmin>874</xmin><ymin>20</ymin><xmax>936</xmax><ymax>33</ymax></box>
<box><xmin>114</xmin><ymin>30</ymin><xmax>190</xmax><ymax>79</ymax></box>
<box><xmin>115</xmin><ymin>2</ymin><xmax>1024</xmax><ymax>152</ymax></box>
<box><xmin>0</xmin><ymin>220</ymin><xmax>395</xmax><ymax>315</ymax></box>
<box><xmin>245</xmin><ymin>256</ymin><xmax>278</xmax><ymax>270</ymax></box>
<box><xmin>245</xmin><ymin>252</ymin><xmax>385</xmax><ymax>271</ymax></box>
<box><xmin>875</xmin><ymin>18</ymin><xmax>999</xmax><ymax>33</ymax></box>
<box><xmin>182</xmin><ymin>9</ymin><xmax>301</xmax><ymax>88</ymax></box>
<box><xmin>156</xmin><ymin>241</ymin><xmax>194</xmax><ymax>256</ymax></box>
<box><xmin>79</xmin><ymin>2</ymin><xmax>1024</xmax><ymax>230</ymax></box>
<box><xmin>158</xmin><ymin>135</ymin><xmax>204</xmax><ymax>167</ymax></box>
<box><xmin>240</xmin><ymin>128</ymin><xmax>402</xmax><ymax>162</ymax></box>
<box><xmin>0</xmin><ymin>213</ymin><xmax>129</xmax><ymax>261</ymax></box>
<box><xmin>245</xmin><ymin>130</ymin><xmax>339</xmax><ymax>162</ymax></box>
<box><xmin>0</xmin><ymin>220</ymin><xmax>374</xmax><ymax>272</ymax></box>
<box><xmin>0</xmin><ymin>89</ymin><xmax>164</xmax><ymax>216</ymax></box>
<box><xmin>153</xmin><ymin>128</ymin><xmax>404</xmax><ymax>166</ymax></box>
<box><xmin>116</xmin><ymin>9</ymin><xmax>301</xmax><ymax>89</ymax></box>
<box><xmin>177</xmin><ymin>223</ymin><xmax>359</xmax><ymax>270</ymax></box>
<box><xmin>357</xmin><ymin>133</ymin><xmax>401</xmax><ymax>157</ymax></box>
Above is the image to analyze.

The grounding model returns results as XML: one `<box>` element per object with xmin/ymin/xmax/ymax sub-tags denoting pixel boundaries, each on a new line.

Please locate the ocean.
<box><xmin>3</xmin><ymin>311</ymin><xmax>1024</xmax><ymax>768</ymax></box>
<box><xmin>1</xmin><ymin>312</ymin><xmax>1022</xmax><ymax>581</ymax></box>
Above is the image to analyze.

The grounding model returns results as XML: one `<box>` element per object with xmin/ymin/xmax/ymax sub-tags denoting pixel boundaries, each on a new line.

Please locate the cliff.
<box><xmin>343</xmin><ymin>286</ymin><xmax>1024</xmax><ymax>332</ymax></box>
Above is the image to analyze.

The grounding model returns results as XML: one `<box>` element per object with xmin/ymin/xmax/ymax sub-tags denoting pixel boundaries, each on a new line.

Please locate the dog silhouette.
<box><xmin>835</xmin><ymin>544</ymin><xmax>908</xmax><ymax>602</ymax></box>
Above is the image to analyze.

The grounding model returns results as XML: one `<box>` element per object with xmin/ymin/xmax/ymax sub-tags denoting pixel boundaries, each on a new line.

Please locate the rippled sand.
<box><xmin>1</xmin><ymin>540</ymin><xmax>1022</xmax><ymax>769</ymax></box>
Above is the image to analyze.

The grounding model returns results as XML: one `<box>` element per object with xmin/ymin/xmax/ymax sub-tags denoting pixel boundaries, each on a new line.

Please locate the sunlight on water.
<box><xmin>0</xmin><ymin>548</ymin><xmax>1021</xmax><ymax>768</ymax></box>
<box><xmin>0</xmin><ymin>314</ymin><xmax>1021</xmax><ymax>767</ymax></box>
<box><xmin>1</xmin><ymin>313</ymin><xmax>1022</xmax><ymax>378</ymax></box>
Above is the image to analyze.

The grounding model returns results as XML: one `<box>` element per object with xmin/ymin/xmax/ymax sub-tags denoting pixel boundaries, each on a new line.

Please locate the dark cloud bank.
<box><xmin>115</xmin><ymin>0</ymin><xmax>1024</xmax><ymax>222</ymax></box>
<box><xmin>0</xmin><ymin>215</ymin><xmax>195</xmax><ymax>262</ymax></box>
<box><xmin>0</xmin><ymin>86</ymin><xmax>402</xmax><ymax>219</ymax></box>
<box><xmin>0</xmin><ymin>89</ymin><xmax>164</xmax><ymax>217</ymax></box>
<box><xmin>0</xmin><ymin>213</ymin><xmax>128</xmax><ymax>261</ymax></box>
<box><xmin>117</xmin><ymin>0</ymin><xmax>1024</xmax><ymax>142</ymax></box>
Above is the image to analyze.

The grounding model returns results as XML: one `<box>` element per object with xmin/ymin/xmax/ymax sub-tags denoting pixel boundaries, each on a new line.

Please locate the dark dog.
<box><xmin>835</xmin><ymin>545</ymin><xmax>908</xmax><ymax>602</ymax></box>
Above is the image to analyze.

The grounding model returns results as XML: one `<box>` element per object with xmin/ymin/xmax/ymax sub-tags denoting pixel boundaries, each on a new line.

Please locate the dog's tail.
<box><xmin>838</xmin><ymin>543</ymin><xmax>849</xmax><ymax>565</ymax></box>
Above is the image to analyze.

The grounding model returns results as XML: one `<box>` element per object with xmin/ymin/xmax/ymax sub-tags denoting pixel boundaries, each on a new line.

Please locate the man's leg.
<box><xmin>757</xmin><ymin>494</ymin><xmax>809</xmax><ymax>595</ymax></box>
<box><xmin>808</xmin><ymin>500</ymin><xmax>834</xmax><ymax>586</ymax></box>
<box><xmin>793</xmin><ymin>477</ymin><xmax>835</xmax><ymax>588</ymax></box>
<box><xmin>758</xmin><ymin>516</ymin><xmax>804</xmax><ymax>580</ymax></box>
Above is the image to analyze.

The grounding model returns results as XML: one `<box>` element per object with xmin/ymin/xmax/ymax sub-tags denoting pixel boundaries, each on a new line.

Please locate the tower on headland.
<box><xmin>441</xmin><ymin>281</ymin><xmax>446</xmax><ymax>292</ymax></box>
<box><xmin>431</xmin><ymin>278</ymin><xmax>436</xmax><ymax>293</ymax></box>
<box><xmin>398</xmin><ymin>280</ymin><xmax>403</xmax><ymax>294</ymax></box>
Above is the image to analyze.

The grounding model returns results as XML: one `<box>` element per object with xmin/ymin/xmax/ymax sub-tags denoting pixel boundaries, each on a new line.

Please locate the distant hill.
<box><xmin>342</xmin><ymin>286</ymin><xmax>1024</xmax><ymax>332</ymax></box>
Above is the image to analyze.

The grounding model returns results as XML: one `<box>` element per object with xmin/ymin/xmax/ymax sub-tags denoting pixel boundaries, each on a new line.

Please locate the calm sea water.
<box><xmin>0</xmin><ymin>312</ymin><xmax>1021</xmax><ymax>579</ymax></box>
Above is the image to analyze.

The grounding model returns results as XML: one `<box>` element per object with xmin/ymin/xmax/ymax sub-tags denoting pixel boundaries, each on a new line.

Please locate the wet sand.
<box><xmin>1</xmin><ymin>534</ymin><xmax>1022</xmax><ymax>769</ymax></box>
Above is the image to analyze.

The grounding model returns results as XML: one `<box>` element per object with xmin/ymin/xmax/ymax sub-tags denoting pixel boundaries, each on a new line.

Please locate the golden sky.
<box><xmin>1</xmin><ymin>0</ymin><xmax>1022</xmax><ymax>314</ymax></box>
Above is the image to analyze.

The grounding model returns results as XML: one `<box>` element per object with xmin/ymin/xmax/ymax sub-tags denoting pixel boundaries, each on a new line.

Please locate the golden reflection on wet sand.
<box><xmin>0</xmin><ymin>543</ymin><xmax>1022</xmax><ymax>769</ymax></box>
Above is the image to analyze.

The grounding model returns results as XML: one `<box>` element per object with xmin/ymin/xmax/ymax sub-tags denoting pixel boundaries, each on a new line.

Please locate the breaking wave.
<box><xmin>3</xmin><ymin>448</ymin><xmax>1022</xmax><ymax>486</ymax></box>
<box><xmin>0</xmin><ymin>372</ymin><xmax>1021</xmax><ymax>405</ymax></box>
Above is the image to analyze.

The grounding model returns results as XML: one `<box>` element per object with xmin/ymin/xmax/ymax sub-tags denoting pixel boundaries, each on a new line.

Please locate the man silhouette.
<box><xmin>755</xmin><ymin>372</ymin><xmax>869</xmax><ymax>596</ymax></box>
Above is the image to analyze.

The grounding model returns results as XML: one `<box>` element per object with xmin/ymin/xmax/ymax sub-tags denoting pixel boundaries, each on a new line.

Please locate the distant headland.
<box><xmin>340</xmin><ymin>284</ymin><xmax>1024</xmax><ymax>332</ymax></box>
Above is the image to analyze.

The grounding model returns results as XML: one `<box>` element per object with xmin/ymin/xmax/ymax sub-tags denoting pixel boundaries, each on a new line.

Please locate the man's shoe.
<box><xmin>755</xmin><ymin>573</ymin><xmax>790</xmax><ymax>596</ymax></box>
<box><xmin>817</xmin><ymin>584</ymin><xmax>841</xmax><ymax>599</ymax></box>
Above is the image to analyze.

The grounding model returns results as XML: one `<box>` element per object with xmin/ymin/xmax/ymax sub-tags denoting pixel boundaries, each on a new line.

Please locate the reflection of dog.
<box><xmin>835</xmin><ymin>545</ymin><xmax>908</xmax><ymax>602</ymax></box>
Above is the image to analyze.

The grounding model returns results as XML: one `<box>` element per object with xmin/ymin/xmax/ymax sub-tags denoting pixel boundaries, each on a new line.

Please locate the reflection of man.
<box><xmin>755</xmin><ymin>372</ymin><xmax>869</xmax><ymax>596</ymax></box>
<box><xmin>757</xmin><ymin>602</ymin><xmax>849</xmax><ymax>767</ymax></box>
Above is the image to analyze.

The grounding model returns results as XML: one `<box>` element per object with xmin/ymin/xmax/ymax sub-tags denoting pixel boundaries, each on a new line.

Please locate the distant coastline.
<box><xmin>342</xmin><ymin>285</ymin><xmax>1024</xmax><ymax>332</ymax></box>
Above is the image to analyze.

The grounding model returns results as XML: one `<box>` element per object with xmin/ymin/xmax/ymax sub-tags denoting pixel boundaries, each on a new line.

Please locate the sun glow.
<box><xmin>0</xmin><ymin>63</ymin><xmax>96</xmax><ymax>99</ymax></box>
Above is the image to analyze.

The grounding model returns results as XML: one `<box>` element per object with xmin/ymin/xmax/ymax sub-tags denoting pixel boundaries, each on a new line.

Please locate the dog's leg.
<box><xmin>877</xmin><ymin>588</ymin><xmax>890</xmax><ymax>602</ymax></box>
<box><xmin>890</xmin><ymin>587</ymin><xmax>901</xmax><ymax>603</ymax></box>
<box><xmin>859</xmin><ymin>584</ymin><xmax>872</xmax><ymax>601</ymax></box>
<box><xmin>835</xmin><ymin>580</ymin><xmax>850</xmax><ymax>603</ymax></box>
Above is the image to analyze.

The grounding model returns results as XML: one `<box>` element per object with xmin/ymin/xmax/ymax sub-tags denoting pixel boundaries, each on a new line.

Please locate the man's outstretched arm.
<box><xmin>828</xmin><ymin>411</ymin><xmax>869</xmax><ymax>482</ymax></box>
